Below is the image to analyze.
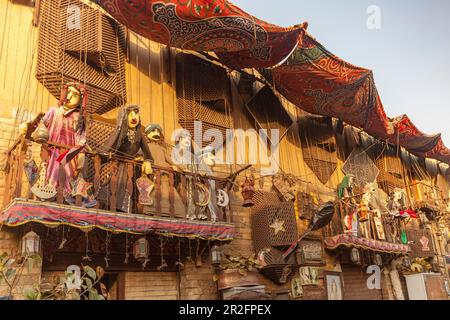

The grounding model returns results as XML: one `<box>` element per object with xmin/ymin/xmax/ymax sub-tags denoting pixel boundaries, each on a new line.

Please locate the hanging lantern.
<box><xmin>373</xmin><ymin>253</ymin><xmax>383</xmax><ymax>266</ymax></box>
<box><xmin>211</xmin><ymin>245</ymin><xmax>224</xmax><ymax>266</ymax></box>
<box><xmin>350</xmin><ymin>248</ymin><xmax>361</xmax><ymax>264</ymax></box>
<box><xmin>133</xmin><ymin>237</ymin><xmax>149</xmax><ymax>262</ymax></box>
<box><xmin>21</xmin><ymin>231</ymin><xmax>41</xmax><ymax>256</ymax></box>
<box><xmin>241</xmin><ymin>175</ymin><xmax>255</xmax><ymax>207</ymax></box>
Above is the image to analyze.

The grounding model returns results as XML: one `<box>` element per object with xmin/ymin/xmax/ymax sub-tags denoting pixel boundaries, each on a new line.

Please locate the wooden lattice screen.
<box><xmin>36</xmin><ymin>0</ymin><xmax>126</xmax><ymax>114</ymax></box>
<box><xmin>176</xmin><ymin>53</ymin><xmax>233</xmax><ymax>149</ymax></box>
<box><xmin>246</xmin><ymin>86</ymin><xmax>293</xmax><ymax>142</ymax></box>
<box><xmin>298</xmin><ymin>116</ymin><xmax>337</xmax><ymax>185</ymax></box>
<box><xmin>375</xmin><ymin>155</ymin><xmax>405</xmax><ymax>194</ymax></box>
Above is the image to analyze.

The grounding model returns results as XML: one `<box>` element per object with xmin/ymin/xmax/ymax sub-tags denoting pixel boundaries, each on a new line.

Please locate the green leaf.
<box><xmin>84</xmin><ymin>277</ymin><xmax>93</xmax><ymax>290</ymax></box>
<box><xmin>88</xmin><ymin>289</ymin><xmax>99</xmax><ymax>300</ymax></box>
<box><xmin>83</xmin><ymin>266</ymin><xmax>96</xmax><ymax>281</ymax></box>
<box><xmin>5</xmin><ymin>258</ymin><xmax>16</xmax><ymax>269</ymax></box>
<box><xmin>5</xmin><ymin>268</ymin><xmax>16</xmax><ymax>281</ymax></box>
<box><xmin>97</xmin><ymin>294</ymin><xmax>106</xmax><ymax>300</ymax></box>
<box><xmin>24</xmin><ymin>287</ymin><xmax>39</xmax><ymax>300</ymax></box>
<box><xmin>96</xmin><ymin>266</ymin><xmax>105</xmax><ymax>280</ymax></box>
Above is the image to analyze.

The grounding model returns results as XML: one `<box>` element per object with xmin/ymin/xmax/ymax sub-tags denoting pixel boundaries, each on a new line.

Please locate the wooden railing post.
<box><xmin>110</xmin><ymin>160</ymin><xmax>118</xmax><ymax>212</ymax></box>
<box><xmin>3</xmin><ymin>152</ymin><xmax>14</xmax><ymax>207</ymax></box>
<box><xmin>93</xmin><ymin>155</ymin><xmax>101</xmax><ymax>209</ymax></box>
<box><xmin>169</xmin><ymin>172</ymin><xmax>175</xmax><ymax>218</ymax></box>
<box><xmin>56</xmin><ymin>164</ymin><xmax>66</xmax><ymax>204</ymax></box>
<box><xmin>126</xmin><ymin>162</ymin><xmax>134</xmax><ymax>214</ymax></box>
<box><xmin>14</xmin><ymin>137</ymin><xmax>27</xmax><ymax>199</ymax></box>
<box><xmin>155</xmin><ymin>170</ymin><xmax>162</xmax><ymax>214</ymax></box>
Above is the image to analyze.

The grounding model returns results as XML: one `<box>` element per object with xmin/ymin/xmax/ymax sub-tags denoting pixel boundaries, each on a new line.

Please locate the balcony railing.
<box><xmin>2</xmin><ymin>135</ymin><xmax>233</xmax><ymax>224</ymax></box>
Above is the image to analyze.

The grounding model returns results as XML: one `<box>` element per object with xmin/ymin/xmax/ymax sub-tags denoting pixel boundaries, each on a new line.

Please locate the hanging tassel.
<box><xmin>175</xmin><ymin>238</ymin><xmax>184</xmax><ymax>270</ymax></box>
<box><xmin>58</xmin><ymin>225</ymin><xmax>67</xmax><ymax>249</ymax></box>
<box><xmin>82</xmin><ymin>232</ymin><xmax>92</xmax><ymax>262</ymax></box>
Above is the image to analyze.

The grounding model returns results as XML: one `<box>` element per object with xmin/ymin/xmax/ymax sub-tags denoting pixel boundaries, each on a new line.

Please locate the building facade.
<box><xmin>0</xmin><ymin>0</ymin><xmax>449</xmax><ymax>300</ymax></box>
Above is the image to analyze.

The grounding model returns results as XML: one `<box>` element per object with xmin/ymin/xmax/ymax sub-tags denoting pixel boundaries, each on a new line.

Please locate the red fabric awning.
<box><xmin>97</xmin><ymin>0</ymin><xmax>302</xmax><ymax>68</ymax></box>
<box><xmin>95</xmin><ymin>1</ymin><xmax>450</xmax><ymax>164</ymax></box>
<box><xmin>1</xmin><ymin>199</ymin><xmax>235</xmax><ymax>241</ymax></box>
<box><xmin>265</xmin><ymin>33</ymin><xmax>391</xmax><ymax>140</ymax></box>
<box><xmin>324</xmin><ymin>234</ymin><xmax>410</xmax><ymax>254</ymax></box>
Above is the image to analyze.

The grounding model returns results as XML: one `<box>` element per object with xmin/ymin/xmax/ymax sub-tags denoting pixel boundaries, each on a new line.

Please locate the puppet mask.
<box><xmin>203</xmin><ymin>152</ymin><xmax>216</xmax><ymax>167</ymax></box>
<box><xmin>147</xmin><ymin>128</ymin><xmax>161</xmax><ymax>142</ymax></box>
<box><xmin>65</xmin><ymin>86</ymin><xmax>81</xmax><ymax>110</ymax></box>
<box><xmin>128</xmin><ymin>109</ymin><xmax>140</xmax><ymax>129</ymax></box>
<box><xmin>393</xmin><ymin>189</ymin><xmax>403</xmax><ymax>202</ymax></box>
<box><xmin>179</xmin><ymin>135</ymin><xmax>191</xmax><ymax>149</ymax></box>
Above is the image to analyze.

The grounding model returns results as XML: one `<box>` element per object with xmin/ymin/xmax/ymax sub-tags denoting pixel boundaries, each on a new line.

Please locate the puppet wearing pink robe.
<box><xmin>43</xmin><ymin>83</ymin><xmax>87</xmax><ymax>195</ymax></box>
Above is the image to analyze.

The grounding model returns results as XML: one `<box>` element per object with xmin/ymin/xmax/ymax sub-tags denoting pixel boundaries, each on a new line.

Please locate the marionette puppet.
<box><xmin>30</xmin><ymin>82</ymin><xmax>95</xmax><ymax>206</ymax></box>
<box><xmin>339</xmin><ymin>174</ymin><xmax>358</xmax><ymax>236</ymax></box>
<box><xmin>357</xmin><ymin>183</ymin><xmax>376</xmax><ymax>239</ymax></box>
<box><xmin>172</xmin><ymin>130</ymin><xmax>197</xmax><ymax>220</ymax></box>
<box><xmin>196</xmin><ymin>146</ymin><xmax>221</xmax><ymax>222</ymax></box>
<box><xmin>141</xmin><ymin>124</ymin><xmax>185</xmax><ymax>217</ymax></box>
<box><xmin>99</xmin><ymin>105</ymin><xmax>153</xmax><ymax>213</ymax></box>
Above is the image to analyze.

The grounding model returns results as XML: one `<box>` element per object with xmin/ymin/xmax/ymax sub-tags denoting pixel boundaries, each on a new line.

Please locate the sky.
<box><xmin>231</xmin><ymin>0</ymin><xmax>450</xmax><ymax>144</ymax></box>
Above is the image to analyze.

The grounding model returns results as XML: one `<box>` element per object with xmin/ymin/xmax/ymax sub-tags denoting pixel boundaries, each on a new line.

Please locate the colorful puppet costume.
<box><xmin>43</xmin><ymin>82</ymin><xmax>87</xmax><ymax>195</ymax></box>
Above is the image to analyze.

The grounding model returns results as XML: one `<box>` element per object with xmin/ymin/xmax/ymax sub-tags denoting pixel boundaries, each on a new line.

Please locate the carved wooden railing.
<box><xmin>2</xmin><ymin>136</ymin><xmax>233</xmax><ymax>224</ymax></box>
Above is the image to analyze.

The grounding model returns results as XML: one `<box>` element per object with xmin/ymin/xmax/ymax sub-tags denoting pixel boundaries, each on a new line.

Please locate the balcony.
<box><xmin>1</xmin><ymin>133</ymin><xmax>235</xmax><ymax>243</ymax></box>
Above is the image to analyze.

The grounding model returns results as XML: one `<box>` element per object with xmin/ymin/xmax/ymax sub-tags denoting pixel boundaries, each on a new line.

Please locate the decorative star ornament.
<box><xmin>269</xmin><ymin>219</ymin><xmax>286</xmax><ymax>235</ymax></box>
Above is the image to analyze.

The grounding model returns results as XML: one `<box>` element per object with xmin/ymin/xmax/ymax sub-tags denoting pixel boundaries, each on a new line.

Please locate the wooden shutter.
<box><xmin>342</xmin><ymin>266</ymin><xmax>383</xmax><ymax>300</ymax></box>
<box><xmin>124</xmin><ymin>272</ymin><xmax>178</xmax><ymax>300</ymax></box>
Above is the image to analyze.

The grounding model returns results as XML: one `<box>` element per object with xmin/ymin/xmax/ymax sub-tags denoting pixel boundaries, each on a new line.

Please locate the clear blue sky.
<box><xmin>232</xmin><ymin>0</ymin><xmax>450</xmax><ymax>144</ymax></box>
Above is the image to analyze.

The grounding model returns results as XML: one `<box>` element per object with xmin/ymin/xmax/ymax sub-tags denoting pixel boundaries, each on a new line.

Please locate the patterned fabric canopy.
<box><xmin>390</xmin><ymin>115</ymin><xmax>442</xmax><ymax>154</ymax></box>
<box><xmin>324</xmin><ymin>234</ymin><xmax>410</xmax><ymax>254</ymax></box>
<box><xmin>1</xmin><ymin>199</ymin><xmax>235</xmax><ymax>241</ymax></box>
<box><xmin>96</xmin><ymin>0</ymin><xmax>302</xmax><ymax>68</ymax></box>
<box><xmin>262</xmin><ymin>33</ymin><xmax>450</xmax><ymax>164</ymax></box>
<box><xmin>262</xmin><ymin>33</ymin><xmax>391</xmax><ymax>140</ymax></box>
<box><xmin>95</xmin><ymin>0</ymin><xmax>450</xmax><ymax>164</ymax></box>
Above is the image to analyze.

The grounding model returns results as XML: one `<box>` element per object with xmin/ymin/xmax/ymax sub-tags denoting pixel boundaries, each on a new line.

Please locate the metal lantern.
<box><xmin>350</xmin><ymin>248</ymin><xmax>361</xmax><ymax>264</ymax></box>
<box><xmin>373</xmin><ymin>253</ymin><xmax>383</xmax><ymax>266</ymax></box>
<box><xmin>21</xmin><ymin>231</ymin><xmax>41</xmax><ymax>256</ymax></box>
<box><xmin>211</xmin><ymin>245</ymin><xmax>224</xmax><ymax>266</ymax></box>
<box><xmin>133</xmin><ymin>237</ymin><xmax>149</xmax><ymax>262</ymax></box>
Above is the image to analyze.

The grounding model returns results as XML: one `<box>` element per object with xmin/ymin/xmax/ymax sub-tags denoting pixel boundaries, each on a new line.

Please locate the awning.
<box><xmin>1</xmin><ymin>199</ymin><xmax>235</xmax><ymax>241</ymax></box>
<box><xmin>324</xmin><ymin>234</ymin><xmax>410</xmax><ymax>254</ymax></box>
<box><xmin>94</xmin><ymin>1</ymin><xmax>450</xmax><ymax>164</ymax></box>
<box><xmin>96</xmin><ymin>0</ymin><xmax>302</xmax><ymax>68</ymax></box>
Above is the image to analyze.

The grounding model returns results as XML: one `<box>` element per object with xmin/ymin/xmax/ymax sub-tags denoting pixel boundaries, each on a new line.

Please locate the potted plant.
<box><xmin>216</xmin><ymin>255</ymin><xmax>261</xmax><ymax>290</ymax></box>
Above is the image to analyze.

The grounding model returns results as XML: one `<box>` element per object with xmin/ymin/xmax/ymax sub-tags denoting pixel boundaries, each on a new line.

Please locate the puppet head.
<box><xmin>361</xmin><ymin>183</ymin><xmax>376</xmax><ymax>204</ymax></box>
<box><xmin>127</xmin><ymin>107</ymin><xmax>140</xmax><ymax>129</ymax></box>
<box><xmin>58</xmin><ymin>82</ymin><xmax>87</xmax><ymax>113</ymax></box>
<box><xmin>198</xmin><ymin>146</ymin><xmax>216</xmax><ymax>167</ymax></box>
<box><xmin>145</xmin><ymin>124</ymin><xmax>163</xmax><ymax>142</ymax></box>
<box><xmin>175</xmin><ymin>130</ymin><xmax>192</xmax><ymax>149</ymax></box>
